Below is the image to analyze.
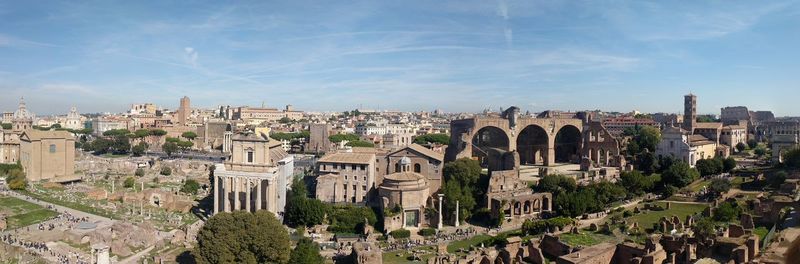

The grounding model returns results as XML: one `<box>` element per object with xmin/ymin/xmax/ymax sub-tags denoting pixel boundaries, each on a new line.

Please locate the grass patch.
<box><xmin>558</xmin><ymin>231</ymin><xmax>614</xmax><ymax>247</ymax></box>
<box><xmin>0</xmin><ymin>195</ymin><xmax>58</xmax><ymax>229</ymax></box>
<box><xmin>627</xmin><ymin>202</ymin><xmax>708</xmax><ymax>230</ymax></box>
<box><xmin>19</xmin><ymin>190</ymin><xmax>116</xmax><ymax>219</ymax></box>
<box><xmin>447</xmin><ymin>234</ymin><xmax>493</xmax><ymax>253</ymax></box>
<box><xmin>383</xmin><ymin>247</ymin><xmax>436</xmax><ymax>264</ymax></box>
<box><xmin>753</xmin><ymin>226</ymin><xmax>769</xmax><ymax>242</ymax></box>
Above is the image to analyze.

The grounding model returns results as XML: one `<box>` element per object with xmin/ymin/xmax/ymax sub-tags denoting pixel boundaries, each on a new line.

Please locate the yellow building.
<box><xmin>19</xmin><ymin>130</ymin><xmax>77</xmax><ymax>182</ymax></box>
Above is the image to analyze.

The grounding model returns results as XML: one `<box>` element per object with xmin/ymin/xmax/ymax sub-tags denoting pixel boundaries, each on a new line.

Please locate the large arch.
<box><xmin>554</xmin><ymin>125</ymin><xmax>581</xmax><ymax>163</ymax></box>
<box><xmin>471</xmin><ymin>126</ymin><xmax>510</xmax><ymax>168</ymax></box>
<box><xmin>516</xmin><ymin>125</ymin><xmax>549</xmax><ymax>165</ymax></box>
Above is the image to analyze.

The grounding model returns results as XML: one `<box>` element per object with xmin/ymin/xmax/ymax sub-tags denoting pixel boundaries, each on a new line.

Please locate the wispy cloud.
<box><xmin>184</xmin><ymin>47</ymin><xmax>199</xmax><ymax>67</ymax></box>
<box><xmin>0</xmin><ymin>34</ymin><xmax>60</xmax><ymax>48</ymax></box>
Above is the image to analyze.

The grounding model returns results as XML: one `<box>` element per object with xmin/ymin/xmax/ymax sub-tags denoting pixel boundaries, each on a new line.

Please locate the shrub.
<box><xmin>123</xmin><ymin>177</ymin><xmax>135</xmax><ymax>188</ymax></box>
<box><xmin>418</xmin><ymin>228</ymin><xmax>436</xmax><ymax>237</ymax></box>
<box><xmin>623</xmin><ymin>210</ymin><xmax>634</xmax><ymax>217</ymax></box>
<box><xmin>181</xmin><ymin>179</ymin><xmax>200</xmax><ymax>194</ymax></box>
<box><xmin>135</xmin><ymin>168</ymin><xmax>145</xmax><ymax>177</ymax></box>
<box><xmin>160</xmin><ymin>167</ymin><xmax>172</xmax><ymax>176</ymax></box>
<box><xmin>389</xmin><ymin>229</ymin><xmax>411</xmax><ymax>239</ymax></box>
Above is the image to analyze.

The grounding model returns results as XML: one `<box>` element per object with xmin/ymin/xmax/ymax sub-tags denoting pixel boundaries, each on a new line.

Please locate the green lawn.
<box><xmin>383</xmin><ymin>247</ymin><xmax>436</xmax><ymax>264</ymax></box>
<box><xmin>0</xmin><ymin>196</ymin><xmax>58</xmax><ymax>229</ymax></box>
<box><xmin>558</xmin><ymin>231</ymin><xmax>615</xmax><ymax>247</ymax></box>
<box><xmin>627</xmin><ymin>202</ymin><xmax>708</xmax><ymax>230</ymax></box>
<box><xmin>446</xmin><ymin>234</ymin><xmax>493</xmax><ymax>253</ymax></box>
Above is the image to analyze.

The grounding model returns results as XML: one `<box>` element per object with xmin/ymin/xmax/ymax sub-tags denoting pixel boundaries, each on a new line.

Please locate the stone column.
<box><xmin>233</xmin><ymin>177</ymin><xmax>240</xmax><ymax>211</ymax></box>
<box><xmin>454</xmin><ymin>200</ymin><xmax>460</xmax><ymax>227</ymax></box>
<box><xmin>545</xmin><ymin>146</ymin><xmax>555</xmax><ymax>166</ymax></box>
<box><xmin>256</xmin><ymin>179</ymin><xmax>262</xmax><ymax>211</ymax></box>
<box><xmin>437</xmin><ymin>194</ymin><xmax>444</xmax><ymax>229</ymax></box>
<box><xmin>245</xmin><ymin>179</ymin><xmax>251</xmax><ymax>212</ymax></box>
<box><xmin>226</xmin><ymin>177</ymin><xmax>233</xmax><ymax>212</ymax></box>
<box><xmin>213</xmin><ymin>174</ymin><xmax>219</xmax><ymax>214</ymax></box>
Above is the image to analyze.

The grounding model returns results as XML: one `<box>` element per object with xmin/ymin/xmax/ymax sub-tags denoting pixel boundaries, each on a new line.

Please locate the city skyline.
<box><xmin>1</xmin><ymin>1</ymin><xmax>799</xmax><ymax>115</ymax></box>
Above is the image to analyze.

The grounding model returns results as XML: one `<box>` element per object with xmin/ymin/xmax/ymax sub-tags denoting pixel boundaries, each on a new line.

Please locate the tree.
<box><xmin>328</xmin><ymin>133</ymin><xmax>360</xmax><ymax>143</ymax></box>
<box><xmin>284</xmin><ymin>176</ymin><xmax>327</xmax><ymax>227</ymax></box>
<box><xmin>768</xmin><ymin>171</ymin><xmax>787</xmax><ymax>187</ymax></box>
<box><xmin>112</xmin><ymin>135</ymin><xmax>131</xmax><ymax>154</ymax></box>
<box><xmin>135</xmin><ymin>168</ymin><xmax>146</xmax><ymax>177</ymax></box>
<box><xmin>165</xmin><ymin>137</ymin><xmax>180</xmax><ymax>143</ymax></box>
<box><xmin>289</xmin><ymin>238</ymin><xmax>324</xmax><ymax>264</ymax></box>
<box><xmin>6</xmin><ymin>168</ymin><xmax>27</xmax><ymax>190</ymax></box>
<box><xmin>535</xmin><ymin>174</ymin><xmax>577</xmax><ymax>195</ymax></box>
<box><xmin>134</xmin><ymin>129</ymin><xmax>151</xmax><ymax>138</ymax></box>
<box><xmin>88</xmin><ymin>138</ymin><xmax>113</xmax><ymax>154</ymax></box>
<box><xmin>783</xmin><ymin>148</ymin><xmax>800</xmax><ymax>169</ymax></box>
<box><xmin>708</xmin><ymin>178</ymin><xmax>731</xmax><ymax>197</ymax></box>
<box><xmin>754</xmin><ymin>146</ymin><xmax>767</xmax><ymax>157</ymax></box>
<box><xmin>177</xmin><ymin>140</ymin><xmax>194</xmax><ymax>151</ymax></box>
<box><xmin>149</xmin><ymin>129</ymin><xmax>167</xmax><ymax>136</ymax></box>
<box><xmin>182</xmin><ymin>131</ymin><xmax>198</xmax><ymax>140</ymax></box>
<box><xmin>637</xmin><ymin>152</ymin><xmax>657</xmax><ymax>175</ymax></box>
<box><xmin>722</xmin><ymin>157</ymin><xmax>736</xmax><ymax>173</ymax></box>
<box><xmin>747</xmin><ymin>139</ymin><xmax>758</xmax><ymax>149</ymax></box>
<box><xmin>736</xmin><ymin>142</ymin><xmax>747</xmax><ymax>152</ymax></box>
<box><xmin>693</xmin><ymin>218</ymin><xmax>717</xmax><ymax>240</ymax></box>
<box><xmin>695</xmin><ymin>158</ymin><xmax>722</xmax><ymax>177</ymax></box>
<box><xmin>714</xmin><ymin>201</ymin><xmax>742</xmax><ymax>222</ymax></box>
<box><xmin>160</xmin><ymin>167</ymin><xmax>172</xmax><ymax>176</ymax></box>
<box><xmin>661</xmin><ymin>161</ymin><xmax>699</xmax><ymax>188</ymax></box>
<box><xmin>124</xmin><ymin>177</ymin><xmax>135</xmax><ymax>188</ymax></box>
<box><xmin>619</xmin><ymin>170</ymin><xmax>654</xmax><ymax>197</ymax></box>
<box><xmin>132</xmin><ymin>142</ymin><xmax>147</xmax><ymax>157</ymax></box>
<box><xmin>194</xmin><ymin>211</ymin><xmax>290</xmax><ymax>264</ymax></box>
<box><xmin>345</xmin><ymin>140</ymin><xmax>374</xmax><ymax>147</ymax></box>
<box><xmin>413</xmin><ymin>134</ymin><xmax>450</xmax><ymax>145</ymax></box>
<box><xmin>278</xmin><ymin>117</ymin><xmax>293</xmax><ymax>124</ymax></box>
<box><xmin>637</xmin><ymin>126</ymin><xmax>662</xmax><ymax>153</ymax></box>
<box><xmin>181</xmin><ymin>179</ymin><xmax>200</xmax><ymax>194</ymax></box>
<box><xmin>162</xmin><ymin>142</ymin><xmax>179</xmax><ymax>157</ymax></box>
<box><xmin>103</xmin><ymin>129</ymin><xmax>130</xmax><ymax>137</ymax></box>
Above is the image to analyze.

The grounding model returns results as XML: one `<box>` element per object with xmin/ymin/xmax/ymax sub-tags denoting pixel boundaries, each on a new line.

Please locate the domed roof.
<box><xmin>380</xmin><ymin>171</ymin><xmax>428</xmax><ymax>191</ymax></box>
<box><xmin>13</xmin><ymin>97</ymin><xmax>32</xmax><ymax>120</ymax></box>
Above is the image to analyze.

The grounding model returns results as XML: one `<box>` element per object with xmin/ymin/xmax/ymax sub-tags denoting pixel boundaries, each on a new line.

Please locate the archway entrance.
<box><xmin>471</xmin><ymin>126</ymin><xmax>509</xmax><ymax>168</ymax></box>
<box><xmin>517</xmin><ymin>125</ymin><xmax>548</xmax><ymax>165</ymax></box>
<box><xmin>554</xmin><ymin>125</ymin><xmax>581</xmax><ymax>163</ymax></box>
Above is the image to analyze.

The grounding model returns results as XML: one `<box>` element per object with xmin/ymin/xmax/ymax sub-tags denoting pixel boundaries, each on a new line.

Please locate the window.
<box><xmin>49</xmin><ymin>144</ymin><xmax>56</xmax><ymax>153</ymax></box>
<box><xmin>360</xmin><ymin>165</ymin><xmax>366</xmax><ymax>170</ymax></box>
<box><xmin>395</xmin><ymin>163</ymin><xmax>401</xmax><ymax>172</ymax></box>
<box><xmin>353</xmin><ymin>184</ymin><xmax>357</xmax><ymax>191</ymax></box>
<box><xmin>344</xmin><ymin>175</ymin><xmax>348</xmax><ymax>180</ymax></box>
<box><xmin>414</xmin><ymin>163</ymin><xmax>421</xmax><ymax>173</ymax></box>
<box><xmin>362</xmin><ymin>185</ymin><xmax>366</xmax><ymax>191</ymax></box>
<box><xmin>247</xmin><ymin>151</ymin><xmax>254</xmax><ymax>163</ymax></box>
<box><xmin>351</xmin><ymin>164</ymin><xmax>356</xmax><ymax>170</ymax></box>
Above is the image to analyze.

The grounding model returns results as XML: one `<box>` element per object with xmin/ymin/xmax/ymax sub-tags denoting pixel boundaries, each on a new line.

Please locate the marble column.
<box><xmin>213</xmin><ymin>174</ymin><xmax>219</xmax><ymax>214</ymax></box>
<box><xmin>256</xmin><ymin>179</ymin><xmax>262</xmax><ymax>211</ymax></box>
<box><xmin>437</xmin><ymin>194</ymin><xmax>444</xmax><ymax>229</ymax></box>
<box><xmin>245</xmin><ymin>179</ymin><xmax>251</xmax><ymax>212</ymax></box>
<box><xmin>454</xmin><ymin>200</ymin><xmax>460</xmax><ymax>227</ymax></box>
<box><xmin>233</xmin><ymin>177</ymin><xmax>240</xmax><ymax>211</ymax></box>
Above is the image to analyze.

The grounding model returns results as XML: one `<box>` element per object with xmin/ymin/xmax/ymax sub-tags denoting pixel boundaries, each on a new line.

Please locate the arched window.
<box><xmin>394</xmin><ymin>163</ymin><xmax>401</xmax><ymax>173</ymax></box>
<box><xmin>414</xmin><ymin>163</ymin><xmax>421</xmax><ymax>173</ymax></box>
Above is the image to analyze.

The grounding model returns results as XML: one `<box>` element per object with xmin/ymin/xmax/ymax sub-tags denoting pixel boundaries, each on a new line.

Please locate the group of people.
<box><xmin>1</xmin><ymin>211</ymin><xmax>93</xmax><ymax>264</ymax></box>
<box><xmin>382</xmin><ymin>227</ymin><xmax>478</xmax><ymax>252</ymax></box>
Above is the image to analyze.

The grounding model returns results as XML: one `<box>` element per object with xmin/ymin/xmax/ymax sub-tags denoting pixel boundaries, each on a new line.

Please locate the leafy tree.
<box><xmin>165</xmin><ymin>137</ymin><xmax>181</xmax><ymax>143</ymax></box>
<box><xmin>442</xmin><ymin>180</ymin><xmax>476</xmax><ymax>223</ymax></box>
<box><xmin>134</xmin><ymin>129</ymin><xmax>151</xmax><ymax>138</ymax></box>
<box><xmin>661</xmin><ymin>161</ymin><xmax>699</xmax><ymax>188</ymax></box>
<box><xmin>637</xmin><ymin>126</ymin><xmax>662</xmax><ymax>152</ymax></box>
<box><xmin>88</xmin><ymin>138</ymin><xmax>114</xmax><ymax>154</ymax></box>
<box><xmin>112</xmin><ymin>135</ymin><xmax>131</xmax><ymax>154</ymax></box>
<box><xmin>326</xmin><ymin>205</ymin><xmax>377</xmax><ymax>233</ymax></box>
<box><xmin>754</xmin><ymin>146</ymin><xmax>767</xmax><ymax>157</ymax></box>
<box><xmin>695</xmin><ymin>158</ymin><xmax>723</xmax><ymax>177</ymax></box>
<box><xmin>160</xmin><ymin>167</ymin><xmax>172</xmax><ymax>176</ymax></box>
<box><xmin>132</xmin><ymin>142</ymin><xmax>147</xmax><ymax>157</ymax></box>
<box><xmin>657</xmin><ymin>155</ymin><xmax>676</xmax><ymax>173</ymax></box>
<box><xmin>714</xmin><ymin>201</ymin><xmax>742</xmax><ymax>222</ymax></box>
<box><xmin>182</xmin><ymin>131</ymin><xmax>198</xmax><ymax>140</ymax></box>
<box><xmin>441</xmin><ymin>158</ymin><xmax>483</xmax><ymax>222</ymax></box>
<box><xmin>768</xmin><ymin>171</ymin><xmax>787</xmax><ymax>187</ymax></box>
<box><xmin>278</xmin><ymin>117</ymin><xmax>293</xmax><ymax>124</ymax></box>
<box><xmin>345</xmin><ymin>140</ymin><xmax>374</xmax><ymax>147</ymax></box>
<box><xmin>0</xmin><ymin>123</ymin><xmax>11</xmax><ymax>130</ymax></box>
<box><xmin>722</xmin><ymin>157</ymin><xmax>736</xmax><ymax>173</ymax></box>
<box><xmin>619</xmin><ymin>170</ymin><xmax>654</xmax><ymax>197</ymax></box>
<box><xmin>413</xmin><ymin>134</ymin><xmax>450</xmax><ymax>145</ymax></box>
<box><xmin>149</xmin><ymin>129</ymin><xmax>168</xmax><ymax>136</ymax></box>
<box><xmin>135</xmin><ymin>168</ymin><xmax>146</xmax><ymax>177</ymax></box>
<box><xmin>5</xmin><ymin>168</ymin><xmax>27</xmax><ymax>190</ymax></box>
<box><xmin>696</xmin><ymin>116</ymin><xmax>718</xmax><ymax>123</ymax></box>
<box><xmin>194</xmin><ymin>211</ymin><xmax>290</xmax><ymax>264</ymax></box>
<box><xmin>288</xmin><ymin>238</ymin><xmax>324</xmax><ymax>264</ymax></box>
<box><xmin>692</xmin><ymin>218</ymin><xmax>717</xmax><ymax>240</ymax></box>
<box><xmin>181</xmin><ymin>179</ymin><xmax>200</xmax><ymax>194</ymax></box>
<box><xmin>162</xmin><ymin>142</ymin><xmax>179</xmax><ymax>157</ymax></box>
<box><xmin>270</xmin><ymin>131</ymin><xmax>309</xmax><ymax>141</ymax></box>
<box><xmin>328</xmin><ymin>133</ymin><xmax>360</xmax><ymax>143</ymax></box>
<box><xmin>103</xmin><ymin>129</ymin><xmax>130</xmax><ymax>137</ymax></box>
<box><xmin>535</xmin><ymin>174</ymin><xmax>577</xmax><ymax>195</ymax></box>
<box><xmin>708</xmin><ymin>178</ymin><xmax>731</xmax><ymax>197</ymax></box>
<box><xmin>747</xmin><ymin>139</ymin><xmax>758</xmax><ymax>149</ymax></box>
<box><xmin>124</xmin><ymin>177</ymin><xmax>135</xmax><ymax>188</ymax></box>
<box><xmin>637</xmin><ymin>152</ymin><xmax>657</xmax><ymax>175</ymax></box>
<box><xmin>177</xmin><ymin>140</ymin><xmax>194</xmax><ymax>151</ymax></box>
<box><xmin>285</xmin><ymin>176</ymin><xmax>327</xmax><ymax>228</ymax></box>
<box><xmin>627</xmin><ymin>141</ymin><xmax>640</xmax><ymax>156</ymax></box>
<box><xmin>389</xmin><ymin>229</ymin><xmax>411</xmax><ymax>239</ymax></box>
<box><xmin>783</xmin><ymin>148</ymin><xmax>800</xmax><ymax>169</ymax></box>
<box><xmin>735</xmin><ymin>142</ymin><xmax>747</xmax><ymax>152</ymax></box>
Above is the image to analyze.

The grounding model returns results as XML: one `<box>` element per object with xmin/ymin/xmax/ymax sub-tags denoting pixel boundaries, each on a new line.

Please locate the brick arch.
<box><xmin>517</xmin><ymin>124</ymin><xmax>549</xmax><ymax>165</ymax></box>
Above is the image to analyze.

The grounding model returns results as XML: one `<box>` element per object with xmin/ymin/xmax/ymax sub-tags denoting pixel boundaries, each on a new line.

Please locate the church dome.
<box><xmin>380</xmin><ymin>171</ymin><xmax>428</xmax><ymax>191</ymax></box>
<box><xmin>13</xmin><ymin>98</ymin><xmax>32</xmax><ymax>120</ymax></box>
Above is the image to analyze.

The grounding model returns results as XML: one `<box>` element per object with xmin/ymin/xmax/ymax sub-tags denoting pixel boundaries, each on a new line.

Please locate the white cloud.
<box><xmin>184</xmin><ymin>47</ymin><xmax>198</xmax><ymax>67</ymax></box>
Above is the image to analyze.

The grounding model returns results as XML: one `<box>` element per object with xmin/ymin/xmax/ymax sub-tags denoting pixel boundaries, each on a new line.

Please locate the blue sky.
<box><xmin>0</xmin><ymin>1</ymin><xmax>798</xmax><ymax>116</ymax></box>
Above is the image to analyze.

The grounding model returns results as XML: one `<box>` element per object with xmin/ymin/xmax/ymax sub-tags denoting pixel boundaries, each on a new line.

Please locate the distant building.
<box><xmin>213</xmin><ymin>132</ymin><xmax>293</xmax><ymax>216</ymax></box>
<box><xmin>231</xmin><ymin>105</ymin><xmax>303</xmax><ymax>123</ymax></box>
<box><xmin>19</xmin><ymin>130</ymin><xmax>77</xmax><ymax>182</ymax></box>
<box><xmin>177</xmin><ymin>96</ymin><xmax>191</xmax><ymax>126</ymax></box>
<box><xmin>129</xmin><ymin>103</ymin><xmax>157</xmax><ymax>115</ymax></box>
<box><xmin>657</xmin><ymin>94</ymin><xmax>731</xmax><ymax>166</ymax></box>
<box><xmin>309</xmin><ymin>123</ymin><xmax>332</xmax><ymax>153</ymax></box>
<box><xmin>601</xmin><ymin>117</ymin><xmax>660</xmax><ymax>138</ymax></box>
<box><xmin>91</xmin><ymin>117</ymin><xmax>131</xmax><ymax>136</ymax></box>
<box><xmin>315</xmin><ymin>152</ymin><xmax>376</xmax><ymax>203</ymax></box>
<box><xmin>65</xmin><ymin>106</ymin><xmax>83</xmax><ymax>130</ymax></box>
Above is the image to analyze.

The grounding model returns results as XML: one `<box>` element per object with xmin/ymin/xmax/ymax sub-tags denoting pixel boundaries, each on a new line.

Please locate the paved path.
<box><xmin>118</xmin><ymin>245</ymin><xmax>155</xmax><ymax>264</ymax></box>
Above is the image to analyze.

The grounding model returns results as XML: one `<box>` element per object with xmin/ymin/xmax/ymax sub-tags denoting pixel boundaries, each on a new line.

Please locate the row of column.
<box><xmin>214</xmin><ymin>175</ymin><xmax>270</xmax><ymax>214</ymax></box>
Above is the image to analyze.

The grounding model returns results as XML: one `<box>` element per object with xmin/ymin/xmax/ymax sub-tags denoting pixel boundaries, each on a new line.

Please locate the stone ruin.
<box><xmin>122</xmin><ymin>189</ymin><xmax>193</xmax><ymax>213</ymax></box>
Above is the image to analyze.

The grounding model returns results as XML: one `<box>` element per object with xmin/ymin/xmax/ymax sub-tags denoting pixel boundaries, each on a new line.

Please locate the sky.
<box><xmin>0</xmin><ymin>0</ymin><xmax>798</xmax><ymax>116</ymax></box>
